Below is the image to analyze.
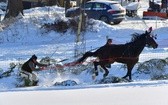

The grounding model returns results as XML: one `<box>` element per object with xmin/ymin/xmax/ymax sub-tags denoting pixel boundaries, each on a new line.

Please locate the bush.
<box><xmin>136</xmin><ymin>58</ymin><xmax>168</xmax><ymax>80</ymax></box>
<box><xmin>41</xmin><ymin>16</ymin><xmax>97</xmax><ymax>34</ymax></box>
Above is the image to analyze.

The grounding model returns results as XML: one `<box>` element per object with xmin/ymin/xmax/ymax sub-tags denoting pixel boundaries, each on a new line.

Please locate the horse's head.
<box><xmin>144</xmin><ymin>31</ymin><xmax>158</xmax><ymax>49</ymax></box>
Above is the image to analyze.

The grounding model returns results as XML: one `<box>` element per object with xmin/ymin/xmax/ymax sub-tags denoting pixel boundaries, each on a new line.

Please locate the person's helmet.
<box><xmin>107</xmin><ymin>39</ymin><xmax>112</xmax><ymax>43</ymax></box>
<box><xmin>31</xmin><ymin>54</ymin><xmax>37</xmax><ymax>60</ymax></box>
<box><xmin>148</xmin><ymin>27</ymin><xmax>153</xmax><ymax>32</ymax></box>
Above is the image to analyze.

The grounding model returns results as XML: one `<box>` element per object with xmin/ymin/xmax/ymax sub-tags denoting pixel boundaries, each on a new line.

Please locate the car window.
<box><xmin>109</xmin><ymin>3</ymin><xmax>123</xmax><ymax>10</ymax></box>
<box><xmin>84</xmin><ymin>3</ymin><xmax>92</xmax><ymax>10</ymax></box>
<box><xmin>93</xmin><ymin>3</ymin><xmax>106</xmax><ymax>10</ymax></box>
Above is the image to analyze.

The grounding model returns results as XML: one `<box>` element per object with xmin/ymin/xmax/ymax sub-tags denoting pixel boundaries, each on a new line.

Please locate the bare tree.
<box><xmin>65</xmin><ymin>0</ymin><xmax>70</xmax><ymax>11</ymax></box>
<box><xmin>4</xmin><ymin>0</ymin><xmax>24</xmax><ymax>19</ymax></box>
<box><xmin>47</xmin><ymin>0</ymin><xmax>57</xmax><ymax>6</ymax></box>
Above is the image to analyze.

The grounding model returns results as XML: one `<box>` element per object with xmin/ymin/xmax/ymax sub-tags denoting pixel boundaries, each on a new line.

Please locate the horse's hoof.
<box><xmin>122</xmin><ymin>77</ymin><xmax>132</xmax><ymax>82</ymax></box>
<box><xmin>122</xmin><ymin>76</ymin><xmax>127</xmax><ymax>79</ymax></box>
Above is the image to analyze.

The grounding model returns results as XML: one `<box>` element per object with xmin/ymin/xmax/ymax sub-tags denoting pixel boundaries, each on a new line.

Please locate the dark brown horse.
<box><xmin>76</xmin><ymin>31</ymin><xmax>158</xmax><ymax>80</ymax></box>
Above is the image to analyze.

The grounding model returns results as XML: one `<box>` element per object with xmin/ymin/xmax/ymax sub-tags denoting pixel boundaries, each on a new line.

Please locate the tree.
<box><xmin>65</xmin><ymin>0</ymin><xmax>70</xmax><ymax>11</ymax></box>
<box><xmin>4</xmin><ymin>0</ymin><xmax>24</xmax><ymax>19</ymax></box>
<box><xmin>47</xmin><ymin>0</ymin><xmax>57</xmax><ymax>6</ymax></box>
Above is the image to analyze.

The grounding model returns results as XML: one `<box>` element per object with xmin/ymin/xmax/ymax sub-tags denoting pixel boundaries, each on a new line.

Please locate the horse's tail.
<box><xmin>76</xmin><ymin>51</ymin><xmax>95</xmax><ymax>63</ymax></box>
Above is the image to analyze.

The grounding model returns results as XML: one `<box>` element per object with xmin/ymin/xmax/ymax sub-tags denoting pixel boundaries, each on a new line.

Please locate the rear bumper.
<box><xmin>109</xmin><ymin>15</ymin><xmax>125</xmax><ymax>22</ymax></box>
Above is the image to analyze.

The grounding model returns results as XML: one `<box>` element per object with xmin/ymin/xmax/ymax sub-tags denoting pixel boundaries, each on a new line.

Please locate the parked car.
<box><xmin>66</xmin><ymin>0</ymin><xmax>126</xmax><ymax>24</ymax></box>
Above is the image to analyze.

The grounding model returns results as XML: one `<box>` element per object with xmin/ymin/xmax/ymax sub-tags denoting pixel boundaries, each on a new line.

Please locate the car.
<box><xmin>66</xmin><ymin>0</ymin><xmax>126</xmax><ymax>24</ymax></box>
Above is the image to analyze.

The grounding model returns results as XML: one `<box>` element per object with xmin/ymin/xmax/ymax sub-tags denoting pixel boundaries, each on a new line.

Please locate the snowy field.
<box><xmin>1</xmin><ymin>0</ymin><xmax>168</xmax><ymax>105</ymax></box>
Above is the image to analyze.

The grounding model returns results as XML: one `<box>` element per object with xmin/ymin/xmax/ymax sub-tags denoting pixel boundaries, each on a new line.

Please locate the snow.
<box><xmin>126</xmin><ymin>2</ymin><xmax>141</xmax><ymax>10</ymax></box>
<box><xmin>0</xmin><ymin>0</ymin><xmax>168</xmax><ymax>105</ymax></box>
<box><xmin>1</xmin><ymin>81</ymin><xmax>168</xmax><ymax>105</ymax></box>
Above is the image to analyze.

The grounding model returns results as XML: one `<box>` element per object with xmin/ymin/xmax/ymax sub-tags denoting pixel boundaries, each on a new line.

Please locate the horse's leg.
<box><xmin>123</xmin><ymin>64</ymin><xmax>135</xmax><ymax>80</ymax></box>
<box><xmin>93</xmin><ymin>61</ymin><xmax>99</xmax><ymax>76</ymax></box>
<box><xmin>100</xmin><ymin>65</ymin><xmax>109</xmax><ymax>78</ymax></box>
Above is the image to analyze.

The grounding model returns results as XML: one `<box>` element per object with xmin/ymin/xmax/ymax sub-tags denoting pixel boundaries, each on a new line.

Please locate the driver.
<box><xmin>20</xmin><ymin>54</ymin><xmax>49</xmax><ymax>86</ymax></box>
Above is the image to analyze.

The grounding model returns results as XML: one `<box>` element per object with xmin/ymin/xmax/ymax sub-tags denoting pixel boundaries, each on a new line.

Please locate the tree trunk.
<box><xmin>4</xmin><ymin>0</ymin><xmax>23</xmax><ymax>19</ymax></box>
<box><xmin>65</xmin><ymin>0</ymin><xmax>70</xmax><ymax>11</ymax></box>
<box><xmin>48</xmin><ymin>0</ymin><xmax>57</xmax><ymax>6</ymax></box>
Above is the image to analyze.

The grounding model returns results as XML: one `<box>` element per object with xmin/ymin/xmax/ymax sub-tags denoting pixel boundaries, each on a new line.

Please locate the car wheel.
<box><xmin>100</xmin><ymin>16</ymin><xmax>109</xmax><ymax>24</ymax></box>
<box><xmin>113</xmin><ymin>21</ymin><xmax>122</xmax><ymax>25</ymax></box>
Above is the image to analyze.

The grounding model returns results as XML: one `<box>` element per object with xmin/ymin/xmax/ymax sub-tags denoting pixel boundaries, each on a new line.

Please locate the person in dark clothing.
<box><xmin>147</xmin><ymin>26</ymin><xmax>153</xmax><ymax>33</ymax></box>
<box><xmin>20</xmin><ymin>54</ymin><xmax>48</xmax><ymax>86</ymax></box>
<box><xmin>105</xmin><ymin>38</ymin><xmax>113</xmax><ymax>46</ymax></box>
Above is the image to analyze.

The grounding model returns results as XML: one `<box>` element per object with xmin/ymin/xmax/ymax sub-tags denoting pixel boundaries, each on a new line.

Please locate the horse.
<box><xmin>76</xmin><ymin>31</ymin><xmax>158</xmax><ymax>80</ymax></box>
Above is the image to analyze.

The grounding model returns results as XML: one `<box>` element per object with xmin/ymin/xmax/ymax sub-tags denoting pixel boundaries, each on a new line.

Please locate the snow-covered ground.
<box><xmin>1</xmin><ymin>81</ymin><xmax>168</xmax><ymax>105</ymax></box>
<box><xmin>1</xmin><ymin>0</ymin><xmax>168</xmax><ymax>105</ymax></box>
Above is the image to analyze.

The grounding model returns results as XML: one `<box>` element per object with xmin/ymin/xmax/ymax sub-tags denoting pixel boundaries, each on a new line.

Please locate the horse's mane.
<box><xmin>130</xmin><ymin>32</ymin><xmax>145</xmax><ymax>42</ymax></box>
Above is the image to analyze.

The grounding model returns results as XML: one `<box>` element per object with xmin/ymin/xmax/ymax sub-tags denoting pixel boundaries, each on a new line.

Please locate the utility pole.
<box><xmin>74</xmin><ymin>0</ymin><xmax>86</xmax><ymax>59</ymax></box>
